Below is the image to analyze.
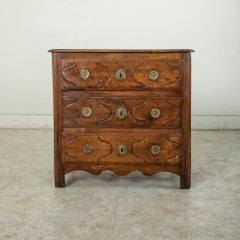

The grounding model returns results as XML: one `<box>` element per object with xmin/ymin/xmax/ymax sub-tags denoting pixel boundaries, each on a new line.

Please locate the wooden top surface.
<box><xmin>49</xmin><ymin>49</ymin><xmax>194</xmax><ymax>53</ymax></box>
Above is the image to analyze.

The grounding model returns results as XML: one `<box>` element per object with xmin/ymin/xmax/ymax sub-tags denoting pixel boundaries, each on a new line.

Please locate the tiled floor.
<box><xmin>0</xmin><ymin>130</ymin><xmax>239</xmax><ymax>240</ymax></box>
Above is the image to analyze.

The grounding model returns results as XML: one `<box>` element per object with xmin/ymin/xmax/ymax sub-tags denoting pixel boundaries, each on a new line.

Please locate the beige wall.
<box><xmin>0</xmin><ymin>0</ymin><xmax>239</xmax><ymax>128</ymax></box>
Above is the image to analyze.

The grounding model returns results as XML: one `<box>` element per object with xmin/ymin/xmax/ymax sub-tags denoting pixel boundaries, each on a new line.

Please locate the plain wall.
<box><xmin>0</xmin><ymin>0</ymin><xmax>239</xmax><ymax>128</ymax></box>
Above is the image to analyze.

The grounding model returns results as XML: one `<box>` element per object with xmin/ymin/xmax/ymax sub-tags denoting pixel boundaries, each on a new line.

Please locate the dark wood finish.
<box><xmin>50</xmin><ymin>49</ymin><xmax>193</xmax><ymax>188</ymax></box>
<box><xmin>60</xmin><ymin>53</ymin><xmax>182</xmax><ymax>90</ymax></box>
<box><xmin>180</xmin><ymin>53</ymin><xmax>191</xmax><ymax>189</ymax></box>
<box><xmin>52</xmin><ymin>53</ymin><xmax>65</xmax><ymax>187</ymax></box>
<box><xmin>49</xmin><ymin>49</ymin><xmax>194</xmax><ymax>53</ymax></box>
<box><xmin>62</xmin><ymin>131</ymin><xmax>182</xmax><ymax>165</ymax></box>
<box><xmin>62</xmin><ymin>94</ymin><xmax>182</xmax><ymax>128</ymax></box>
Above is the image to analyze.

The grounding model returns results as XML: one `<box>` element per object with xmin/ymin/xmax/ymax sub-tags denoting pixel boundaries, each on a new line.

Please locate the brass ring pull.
<box><xmin>151</xmin><ymin>145</ymin><xmax>161</xmax><ymax>155</ymax></box>
<box><xmin>149</xmin><ymin>70</ymin><xmax>159</xmax><ymax>80</ymax></box>
<box><xmin>151</xmin><ymin>108</ymin><xmax>161</xmax><ymax>118</ymax></box>
<box><xmin>116</xmin><ymin>105</ymin><xmax>127</xmax><ymax>120</ymax></box>
<box><xmin>80</xmin><ymin>69</ymin><xmax>90</xmax><ymax>80</ymax></box>
<box><xmin>82</xmin><ymin>107</ymin><xmax>92</xmax><ymax>117</ymax></box>
<box><xmin>83</xmin><ymin>144</ymin><xmax>93</xmax><ymax>154</ymax></box>
<box><xmin>117</xmin><ymin>143</ymin><xmax>127</xmax><ymax>156</ymax></box>
<box><xmin>115</xmin><ymin>68</ymin><xmax>126</xmax><ymax>80</ymax></box>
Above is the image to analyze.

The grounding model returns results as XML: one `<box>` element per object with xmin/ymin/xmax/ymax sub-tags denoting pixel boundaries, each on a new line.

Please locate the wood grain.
<box><xmin>60</xmin><ymin>53</ymin><xmax>182</xmax><ymax>90</ymax></box>
<box><xmin>49</xmin><ymin>49</ymin><xmax>194</xmax><ymax>53</ymax></box>
<box><xmin>62</xmin><ymin>132</ymin><xmax>182</xmax><ymax>166</ymax></box>
<box><xmin>50</xmin><ymin>49</ymin><xmax>193</xmax><ymax>188</ymax></box>
<box><xmin>52</xmin><ymin>53</ymin><xmax>65</xmax><ymax>187</ymax></box>
<box><xmin>62</xmin><ymin>94</ymin><xmax>182</xmax><ymax>128</ymax></box>
<box><xmin>180</xmin><ymin>52</ymin><xmax>191</xmax><ymax>189</ymax></box>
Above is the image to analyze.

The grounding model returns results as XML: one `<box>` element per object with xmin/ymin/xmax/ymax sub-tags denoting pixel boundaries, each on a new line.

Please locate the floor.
<box><xmin>0</xmin><ymin>130</ymin><xmax>239</xmax><ymax>240</ymax></box>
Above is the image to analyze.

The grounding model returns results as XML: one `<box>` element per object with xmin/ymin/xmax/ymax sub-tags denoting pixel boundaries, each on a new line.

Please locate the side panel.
<box><xmin>181</xmin><ymin>53</ymin><xmax>191</xmax><ymax>189</ymax></box>
<box><xmin>52</xmin><ymin>53</ymin><xmax>65</xmax><ymax>187</ymax></box>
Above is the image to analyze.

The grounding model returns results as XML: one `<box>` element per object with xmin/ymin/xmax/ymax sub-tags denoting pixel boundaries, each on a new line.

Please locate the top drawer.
<box><xmin>60</xmin><ymin>53</ymin><xmax>183</xmax><ymax>91</ymax></box>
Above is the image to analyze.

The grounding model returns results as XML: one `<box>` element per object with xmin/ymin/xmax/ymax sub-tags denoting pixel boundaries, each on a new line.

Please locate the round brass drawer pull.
<box><xmin>151</xmin><ymin>145</ymin><xmax>161</xmax><ymax>155</ymax></box>
<box><xmin>117</xmin><ymin>143</ymin><xmax>127</xmax><ymax>156</ymax></box>
<box><xmin>149</xmin><ymin>70</ymin><xmax>159</xmax><ymax>80</ymax></box>
<box><xmin>83</xmin><ymin>144</ymin><xmax>93</xmax><ymax>154</ymax></box>
<box><xmin>116</xmin><ymin>105</ymin><xmax>127</xmax><ymax>120</ymax></box>
<box><xmin>151</xmin><ymin>108</ymin><xmax>161</xmax><ymax>118</ymax></box>
<box><xmin>115</xmin><ymin>68</ymin><xmax>126</xmax><ymax>80</ymax></box>
<box><xmin>82</xmin><ymin>107</ymin><xmax>92</xmax><ymax>117</ymax></box>
<box><xmin>80</xmin><ymin>69</ymin><xmax>90</xmax><ymax>80</ymax></box>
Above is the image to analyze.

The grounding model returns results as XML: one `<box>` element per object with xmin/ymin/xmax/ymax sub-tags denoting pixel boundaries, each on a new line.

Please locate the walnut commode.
<box><xmin>49</xmin><ymin>49</ymin><xmax>193</xmax><ymax>188</ymax></box>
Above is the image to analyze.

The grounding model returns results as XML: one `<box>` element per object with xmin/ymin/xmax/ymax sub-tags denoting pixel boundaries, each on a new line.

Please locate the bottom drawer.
<box><xmin>62</xmin><ymin>132</ymin><xmax>182</xmax><ymax>166</ymax></box>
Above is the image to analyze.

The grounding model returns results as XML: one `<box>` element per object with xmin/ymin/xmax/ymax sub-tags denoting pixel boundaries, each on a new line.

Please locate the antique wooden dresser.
<box><xmin>49</xmin><ymin>49</ymin><xmax>193</xmax><ymax>188</ymax></box>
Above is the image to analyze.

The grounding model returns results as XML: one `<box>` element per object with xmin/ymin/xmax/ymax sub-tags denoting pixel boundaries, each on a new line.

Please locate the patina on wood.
<box><xmin>50</xmin><ymin>49</ymin><xmax>193</xmax><ymax>188</ymax></box>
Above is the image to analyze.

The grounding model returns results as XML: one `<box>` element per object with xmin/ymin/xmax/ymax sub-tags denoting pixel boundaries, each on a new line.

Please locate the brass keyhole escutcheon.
<box><xmin>151</xmin><ymin>145</ymin><xmax>161</xmax><ymax>155</ymax></box>
<box><xmin>83</xmin><ymin>144</ymin><xmax>93</xmax><ymax>154</ymax></box>
<box><xmin>115</xmin><ymin>68</ymin><xmax>126</xmax><ymax>80</ymax></box>
<box><xmin>117</xmin><ymin>143</ymin><xmax>127</xmax><ymax>156</ymax></box>
<box><xmin>116</xmin><ymin>105</ymin><xmax>127</xmax><ymax>120</ymax></box>
<box><xmin>151</xmin><ymin>108</ymin><xmax>161</xmax><ymax>119</ymax></box>
<box><xmin>80</xmin><ymin>69</ymin><xmax>90</xmax><ymax>80</ymax></box>
<box><xmin>82</xmin><ymin>107</ymin><xmax>92</xmax><ymax>117</ymax></box>
<box><xmin>149</xmin><ymin>70</ymin><xmax>159</xmax><ymax>80</ymax></box>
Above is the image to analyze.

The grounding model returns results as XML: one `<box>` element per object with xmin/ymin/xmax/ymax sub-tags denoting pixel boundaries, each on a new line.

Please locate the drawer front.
<box><xmin>62</xmin><ymin>133</ymin><xmax>182</xmax><ymax>165</ymax></box>
<box><xmin>62</xmin><ymin>95</ymin><xmax>182</xmax><ymax>128</ymax></box>
<box><xmin>61</xmin><ymin>53</ymin><xmax>182</xmax><ymax>90</ymax></box>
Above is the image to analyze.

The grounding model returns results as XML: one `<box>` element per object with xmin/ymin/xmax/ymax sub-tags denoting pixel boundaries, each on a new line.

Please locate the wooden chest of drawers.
<box><xmin>49</xmin><ymin>49</ymin><xmax>193</xmax><ymax>189</ymax></box>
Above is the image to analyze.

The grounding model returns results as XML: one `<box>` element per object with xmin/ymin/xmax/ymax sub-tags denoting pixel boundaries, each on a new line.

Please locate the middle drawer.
<box><xmin>62</xmin><ymin>94</ymin><xmax>182</xmax><ymax>129</ymax></box>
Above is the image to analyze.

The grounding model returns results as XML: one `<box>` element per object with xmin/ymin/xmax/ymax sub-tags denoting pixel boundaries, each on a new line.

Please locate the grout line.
<box><xmin>191</xmin><ymin>129</ymin><xmax>240</xmax><ymax>132</ymax></box>
<box><xmin>0</xmin><ymin>128</ymin><xmax>53</xmax><ymax>130</ymax></box>
<box><xmin>0</xmin><ymin>114</ymin><xmax>53</xmax><ymax>116</ymax></box>
<box><xmin>192</xmin><ymin>115</ymin><xmax>240</xmax><ymax>117</ymax></box>
<box><xmin>0</xmin><ymin>177</ymin><xmax>16</xmax><ymax>193</ymax></box>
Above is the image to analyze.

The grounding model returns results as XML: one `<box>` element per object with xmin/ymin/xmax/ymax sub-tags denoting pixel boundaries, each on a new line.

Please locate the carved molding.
<box><xmin>64</xmin><ymin>164</ymin><xmax>181</xmax><ymax>176</ymax></box>
<box><xmin>63</xmin><ymin>97</ymin><xmax>181</xmax><ymax>128</ymax></box>
<box><xmin>131</xmin><ymin>137</ymin><xmax>147</xmax><ymax>163</ymax></box>
<box><xmin>63</xmin><ymin>135</ymin><xmax>181</xmax><ymax>166</ymax></box>
<box><xmin>96</xmin><ymin>136</ymin><xmax>113</xmax><ymax>162</ymax></box>
<box><xmin>96</xmin><ymin>100</ymin><xmax>113</xmax><ymax>125</ymax></box>
<box><xmin>61</xmin><ymin>58</ymin><xmax>182</xmax><ymax>89</ymax></box>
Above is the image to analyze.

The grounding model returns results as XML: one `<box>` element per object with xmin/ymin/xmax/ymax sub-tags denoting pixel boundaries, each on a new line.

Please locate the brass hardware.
<box><xmin>82</xmin><ymin>107</ymin><xmax>92</xmax><ymax>117</ymax></box>
<box><xmin>151</xmin><ymin>108</ymin><xmax>161</xmax><ymax>118</ymax></box>
<box><xmin>83</xmin><ymin>144</ymin><xmax>93</xmax><ymax>154</ymax></box>
<box><xmin>151</xmin><ymin>145</ymin><xmax>160</xmax><ymax>155</ymax></box>
<box><xmin>80</xmin><ymin>69</ymin><xmax>90</xmax><ymax>79</ymax></box>
<box><xmin>116</xmin><ymin>105</ymin><xmax>127</xmax><ymax>120</ymax></box>
<box><xmin>115</xmin><ymin>68</ymin><xmax>126</xmax><ymax>80</ymax></box>
<box><xmin>149</xmin><ymin>70</ymin><xmax>159</xmax><ymax>80</ymax></box>
<box><xmin>117</xmin><ymin>143</ymin><xmax>127</xmax><ymax>156</ymax></box>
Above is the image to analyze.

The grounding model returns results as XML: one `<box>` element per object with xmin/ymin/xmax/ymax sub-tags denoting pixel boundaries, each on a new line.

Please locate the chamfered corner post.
<box><xmin>51</xmin><ymin>52</ymin><xmax>65</xmax><ymax>187</ymax></box>
<box><xmin>180</xmin><ymin>172</ymin><xmax>191</xmax><ymax>189</ymax></box>
<box><xmin>55</xmin><ymin>168</ymin><xmax>65</xmax><ymax>187</ymax></box>
<box><xmin>180</xmin><ymin>52</ymin><xmax>192</xmax><ymax>189</ymax></box>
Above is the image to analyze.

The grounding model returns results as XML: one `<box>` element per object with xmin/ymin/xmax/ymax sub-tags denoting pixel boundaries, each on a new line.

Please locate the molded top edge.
<box><xmin>48</xmin><ymin>49</ymin><xmax>194</xmax><ymax>53</ymax></box>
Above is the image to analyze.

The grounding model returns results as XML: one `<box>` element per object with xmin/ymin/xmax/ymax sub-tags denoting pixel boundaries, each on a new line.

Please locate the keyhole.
<box><xmin>116</xmin><ymin>69</ymin><xmax>126</xmax><ymax>80</ymax></box>
<box><xmin>118</xmin><ymin>143</ymin><xmax>127</xmax><ymax>156</ymax></box>
<box><xmin>116</xmin><ymin>106</ymin><xmax>127</xmax><ymax>119</ymax></box>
